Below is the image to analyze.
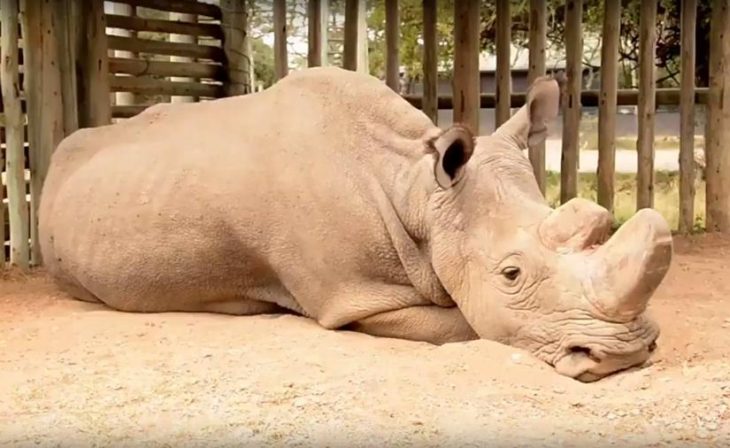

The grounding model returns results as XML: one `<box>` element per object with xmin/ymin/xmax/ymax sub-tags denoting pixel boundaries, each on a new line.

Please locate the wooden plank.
<box><xmin>422</xmin><ymin>0</ymin><xmax>438</xmax><ymax>124</ymax></box>
<box><xmin>170</xmin><ymin>12</ymin><xmax>199</xmax><ymax>103</ymax></box>
<box><xmin>560</xmin><ymin>0</ymin><xmax>582</xmax><ymax>204</ymax></box>
<box><xmin>106</xmin><ymin>1</ymin><xmax>137</xmax><ymax>107</ymax></box>
<box><xmin>385</xmin><ymin>0</ymin><xmax>399</xmax><ymax>91</ymax></box>
<box><xmin>109</xmin><ymin>76</ymin><xmax>224</xmax><ymax>97</ymax></box>
<box><xmin>597</xmin><ymin>0</ymin><xmax>620</xmax><ymax>214</ymax></box>
<box><xmin>307</xmin><ymin>0</ymin><xmax>328</xmax><ymax>67</ymax></box>
<box><xmin>107</xmin><ymin>35</ymin><xmax>225</xmax><ymax>61</ymax></box>
<box><xmin>274</xmin><ymin>0</ymin><xmax>288</xmax><ymax>79</ymax></box>
<box><xmin>1</xmin><ymin>0</ymin><xmax>30</xmax><ymax>269</ymax></box>
<box><xmin>495</xmin><ymin>0</ymin><xmax>511</xmax><ymax>128</ymax></box>
<box><xmin>401</xmin><ymin>88</ymin><xmax>710</xmax><ymax>109</ymax></box>
<box><xmin>453</xmin><ymin>0</ymin><xmax>480</xmax><ymax>133</ymax></box>
<box><xmin>527</xmin><ymin>0</ymin><xmax>547</xmax><ymax>194</ymax></box>
<box><xmin>105</xmin><ymin>14</ymin><xmax>223</xmax><ymax>39</ymax></box>
<box><xmin>706</xmin><ymin>0</ymin><xmax>730</xmax><ymax>232</ymax></box>
<box><xmin>636</xmin><ymin>0</ymin><xmax>658</xmax><ymax>210</ymax></box>
<box><xmin>112</xmin><ymin>0</ymin><xmax>222</xmax><ymax>19</ymax></box>
<box><xmin>108</xmin><ymin>57</ymin><xmax>224</xmax><ymax>80</ymax></box>
<box><xmin>77</xmin><ymin>0</ymin><xmax>112</xmax><ymax>128</ymax></box>
<box><xmin>678</xmin><ymin>0</ymin><xmax>698</xmax><ymax>233</ymax></box>
<box><xmin>343</xmin><ymin>0</ymin><xmax>359</xmax><ymax>71</ymax></box>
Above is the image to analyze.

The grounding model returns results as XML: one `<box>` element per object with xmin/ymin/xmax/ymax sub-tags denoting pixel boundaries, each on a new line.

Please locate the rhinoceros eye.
<box><xmin>501</xmin><ymin>266</ymin><xmax>521</xmax><ymax>282</ymax></box>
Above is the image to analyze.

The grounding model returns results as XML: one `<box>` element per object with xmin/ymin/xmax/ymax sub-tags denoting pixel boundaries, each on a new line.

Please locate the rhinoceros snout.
<box><xmin>554</xmin><ymin>328</ymin><xmax>660</xmax><ymax>383</ymax></box>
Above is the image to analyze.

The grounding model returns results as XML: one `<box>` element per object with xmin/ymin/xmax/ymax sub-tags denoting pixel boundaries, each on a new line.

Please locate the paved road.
<box><xmin>543</xmin><ymin>140</ymin><xmax>682</xmax><ymax>173</ymax></box>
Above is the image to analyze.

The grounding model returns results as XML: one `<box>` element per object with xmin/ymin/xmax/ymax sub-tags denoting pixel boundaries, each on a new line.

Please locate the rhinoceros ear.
<box><xmin>525</xmin><ymin>73</ymin><xmax>563</xmax><ymax>146</ymax></box>
<box><xmin>427</xmin><ymin>124</ymin><xmax>475</xmax><ymax>189</ymax></box>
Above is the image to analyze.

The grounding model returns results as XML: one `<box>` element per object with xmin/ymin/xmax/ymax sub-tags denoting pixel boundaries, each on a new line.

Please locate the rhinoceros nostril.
<box><xmin>648</xmin><ymin>340</ymin><xmax>658</xmax><ymax>353</ymax></box>
<box><xmin>568</xmin><ymin>346</ymin><xmax>601</xmax><ymax>363</ymax></box>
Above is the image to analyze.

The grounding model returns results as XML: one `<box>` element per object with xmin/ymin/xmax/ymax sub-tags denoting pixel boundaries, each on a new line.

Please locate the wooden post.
<box><xmin>678</xmin><ymin>0</ymin><xmax>698</xmax><ymax>233</ymax></box>
<box><xmin>273</xmin><ymin>0</ymin><xmax>288</xmax><ymax>79</ymax></box>
<box><xmin>343</xmin><ymin>0</ymin><xmax>359</xmax><ymax>71</ymax></box>
<box><xmin>170</xmin><ymin>13</ymin><xmax>198</xmax><ymax>103</ymax></box>
<box><xmin>1</xmin><ymin>0</ymin><xmax>30</xmax><ymax>269</ymax></box>
<box><xmin>636</xmin><ymin>0</ymin><xmax>657</xmax><ymax>210</ymax></box>
<box><xmin>706</xmin><ymin>0</ymin><xmax>730</xmax><ymax>232</ymax></box>
<box><xmin>385</xmin><ymin>0</ymin><xmax>399</xmax><ymax>91</ymax></box>
<box><xmin>54</xmin><ymin>0</ymin><xmax>79</xmax><ymax>134</ymax></box>
<box><xmin>527</xmin><ymin>0</ymin><xmax>547</xmax><ymax>194</ymax></box>
<box><xmin>221</xmin><ymin>0</ymin><xmax>251</xmax><ymax>96</ymax></box>
<box><xmin>597</xmin><ymin>0</ymin><xmax>620</xmax><ymax>214</ymax></box>
<box><xmin>560</xmin><ymin>0</ymin><xmax>582</xmax><ymax>204</ymax></box>
<box><xmin>422</xmin><ymin>0</ymin><xmax>438</xmax><ymax>124</ymax></box>
<box><xmin>77</xmin><ymin>0</ymin><xmax>112</xmax><ymax>128</ymax></box>
<box><xmin>495</xmin><ymin>0</ymin><xmax>511</xmax><ymax>128</ymax></box>
<box><xmin>357</xmin><ymin>0</ymin><xmax>369</xmax><ymax>73</ymax></box>
<box><xmin>23</xmin><ymin>1</ymin><xmax>67</xmax><ymax>265</ymax></box>
<box><xmin>307</xmin><ymin>0</ymin><xmax>328</xmax><ymax>67</ymax></box>
<box><xmin>453</xmin><ymin>0</ymin><xmax>480</xmax><ymax>134</ymax></box>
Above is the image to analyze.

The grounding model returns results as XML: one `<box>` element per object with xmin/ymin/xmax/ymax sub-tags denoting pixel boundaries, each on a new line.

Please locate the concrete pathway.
<box><xmin>543</xmin><ymin>140</ymin><xmax>681</xmax><ymax>173</ymax></box>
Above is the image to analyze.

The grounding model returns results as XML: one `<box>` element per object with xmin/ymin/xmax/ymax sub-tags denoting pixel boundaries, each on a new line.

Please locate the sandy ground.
<box><xmin>1</xmin><ymin>235</ymin><xmax>729</xmax><ymax>447</ymax></box>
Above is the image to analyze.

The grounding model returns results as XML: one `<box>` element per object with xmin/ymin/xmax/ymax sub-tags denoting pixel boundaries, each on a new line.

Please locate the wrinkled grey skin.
<box><xmin>38</xmin><ymin>67</ymin><xmax>672</xmax><ymax>383</ymax></box>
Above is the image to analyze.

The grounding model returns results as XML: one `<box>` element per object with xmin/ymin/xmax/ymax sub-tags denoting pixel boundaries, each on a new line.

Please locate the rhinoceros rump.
<box><xmin>38</xmin><ymin>67</ymin><xmax>672</xmax><ymax>382</ymax></box>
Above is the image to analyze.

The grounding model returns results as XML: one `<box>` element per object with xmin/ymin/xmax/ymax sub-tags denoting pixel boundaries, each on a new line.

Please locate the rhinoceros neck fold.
<box><xmin>366</xmin><ymin>149</ymin><xmax>455</xmax><ymax>308</ymax></box>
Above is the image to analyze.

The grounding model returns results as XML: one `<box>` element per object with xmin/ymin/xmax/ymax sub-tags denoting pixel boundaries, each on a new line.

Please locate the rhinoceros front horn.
<box><xmin>583</xmin><ymin>208</ymin><xmax>673</xmax><ymax>321</ymax></box>
<box><xmin>539</xmin><ymin>199</ymin><xmax>673</xmax><ymax>321</ymax></box>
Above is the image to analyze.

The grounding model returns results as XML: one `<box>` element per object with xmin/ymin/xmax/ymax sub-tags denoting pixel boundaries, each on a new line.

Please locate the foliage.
<box><xmin>364</xmin><ymin>0</ymin><xmax>711</xmax><ymax>89</ymax></box>
<box><xmin>245</xmin><ymin>1</ymin><xmax>711</xmax><ymax>90</ymax></box>
<box><xmin>366</xmin><ymin>0</ymin><xmax>455</xmax><ymax>82</ymax></box>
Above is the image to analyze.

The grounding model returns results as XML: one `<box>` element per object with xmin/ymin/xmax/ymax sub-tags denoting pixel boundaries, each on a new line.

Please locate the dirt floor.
<box><xmin>1</xmin><ymin>234</ymin><xmax>729</xmax><ymax>447</ymax></box>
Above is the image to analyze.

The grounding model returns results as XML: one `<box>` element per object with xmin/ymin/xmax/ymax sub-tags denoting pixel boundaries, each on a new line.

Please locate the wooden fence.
<box><xmin>1</xmin><ymin>0</ymin><xmax>729</xmax><ymax>270</ymax></box>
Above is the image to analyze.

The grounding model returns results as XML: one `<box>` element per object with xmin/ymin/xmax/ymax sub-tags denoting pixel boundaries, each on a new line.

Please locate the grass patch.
<box><xmin>544</xmin><ymin>171</ymin><xmax>706</xmax><ymax>232</ymax></box>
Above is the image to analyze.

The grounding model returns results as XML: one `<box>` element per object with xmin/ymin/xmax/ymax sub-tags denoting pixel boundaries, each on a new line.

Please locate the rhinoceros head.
<box><xmin>423</xmin><ymin>75</ymin><xmax>672</xmax><ymax>382</ymax></box>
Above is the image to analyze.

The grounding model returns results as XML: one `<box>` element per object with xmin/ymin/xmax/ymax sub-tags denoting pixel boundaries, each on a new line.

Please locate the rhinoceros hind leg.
<box><xmin>52</xmin><ymin>275</ymin><xmax>103</xmax><ymax>304</ymax></box>
<box><xmin>344</xmin><ymin>305</ymin><xmax>479</xmax><ymax>345</ymax></box>
<box><xmin>197</xmin><ymin>299</ymin><xmax>285</xmax><ymax>316</ymax></box>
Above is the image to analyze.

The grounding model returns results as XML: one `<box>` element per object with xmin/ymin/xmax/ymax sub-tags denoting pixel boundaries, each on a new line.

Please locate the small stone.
<box><xmin>705</xmin><ymin>422</ymin><xmax>719</xmax><ymax>431</ymax></box>
<box><xmin>673</xmin><ymin>422</ymin><xmax>684</xmax><ymax>431</ymax></box>
<box><xmin>510</xmin><ymin>353</ymin><xmax>523</xmax><ymax>364</ymax></box>
<box><xmin>293</xmin><ymin>397</ymin><xmax>308</xmax><ymax>408</ymax></box>
<box><xmin>553</xmin><ymin>387</ymin><xmax>565</xmax><ymax>394</ymax></box>
<box><xmin>607</xmin><ymin>412</ymin><xmax>617</xmax><ymax>420</ymax></box>
<box><xmin>630</xmin><ymin>409</ymin><xmax>641</xmax><ymax>417</ymax></box>
<box><xmin>697</xmin><ymin>429</ymin><xmax>711</xmax><ymax>439</ymax></box>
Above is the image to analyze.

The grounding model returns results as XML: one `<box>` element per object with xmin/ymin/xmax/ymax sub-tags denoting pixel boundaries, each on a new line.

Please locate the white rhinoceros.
<box><xmin>38</xmin><ymin>67</ymin><xmax>672</xmax><ymax>382</ymax></box>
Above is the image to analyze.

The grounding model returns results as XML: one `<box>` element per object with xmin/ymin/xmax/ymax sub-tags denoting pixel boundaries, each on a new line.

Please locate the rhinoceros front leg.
<box><xmin>345</xmin><ymin>305</ymin><xmax>479</xmax><ymax>345</ymax></box>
